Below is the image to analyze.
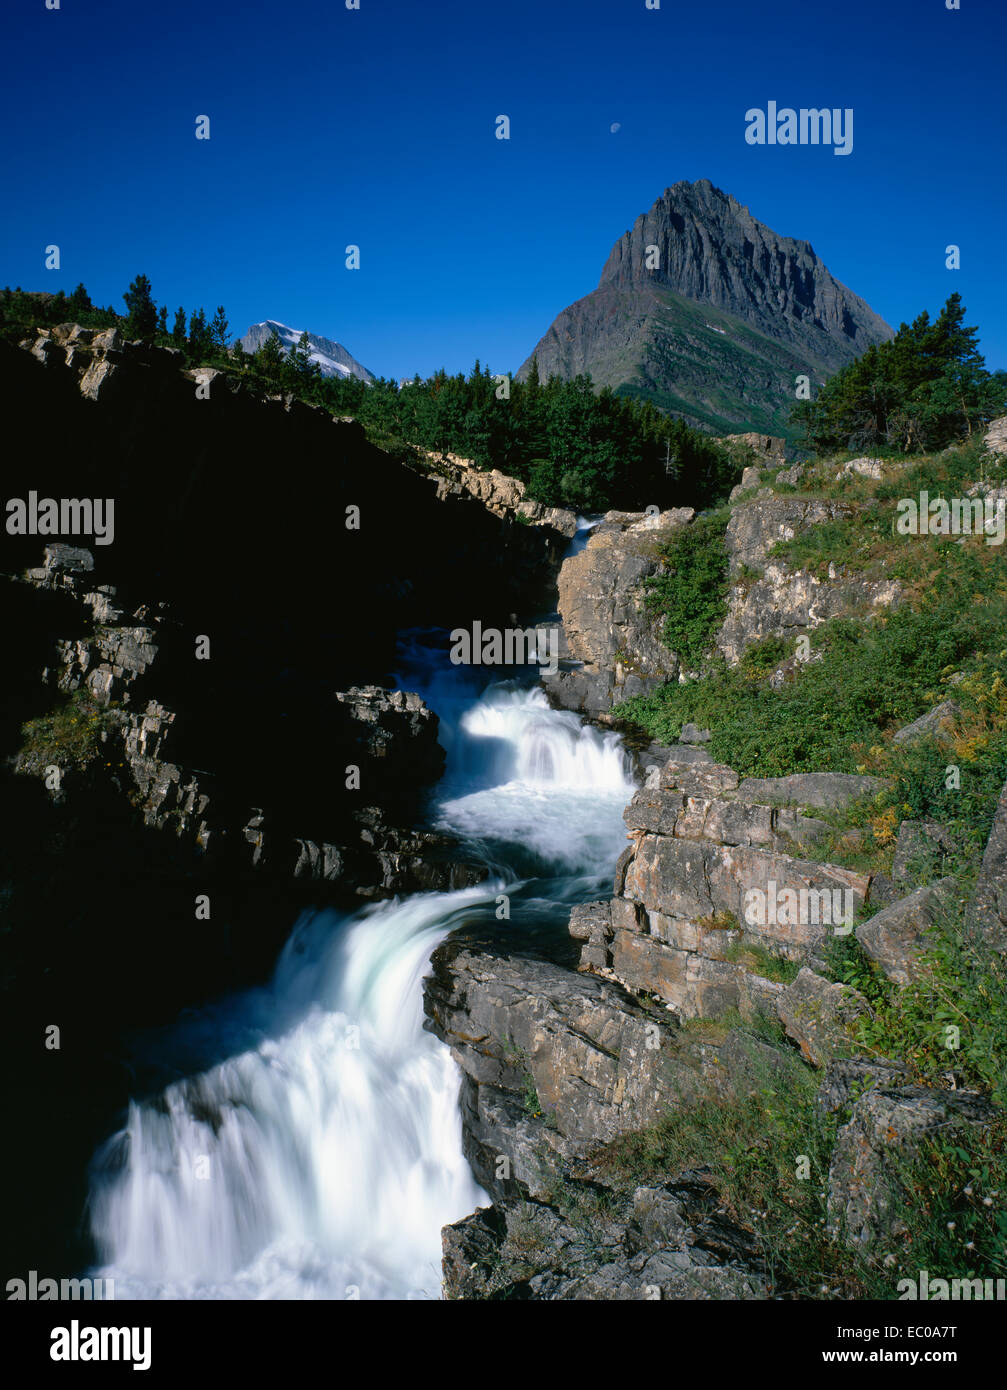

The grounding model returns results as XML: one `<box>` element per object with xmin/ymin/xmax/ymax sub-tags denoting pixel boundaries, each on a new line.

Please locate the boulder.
<box><xmin>733</xmin><ymin>772</ymin><xmax>884</xmax><ymax>811</ymax></box>
<box><xmin>79</xmin><ymin>357</ymin><xmax>120</xmax><ymax>402</ymax></box>
<box><xmin>836</xmin><ymin>457</ymin><xmax>883</xmax><ymax>481</ymax></box>
<box><xmin>658</xmin><ymin>758</ymin><xmax>739</xmax><ymax>797</ymax></box>
<box><xmin>855</xmin><ymin>879</ymin><xmax>959</xmax><ymax>984</ymax></box>
<box><xmin>728</xmin><ymin>465</ymin><xmax>764</xmax><ymax>501</ymax></box>
<box><xmin>90</xmin><ymin>327</ymin><xmax>122</xmax><ymax>351</ymax></box>
<box><xmin>891</xmin><ymin>700</ymin><xmax>960</xmax><ymax>746</ymax></box>
<box><xmin>892</xmin><ymin>819</ymin><xmax>956</xmax><ymax>884</ymax></box>
<box><xmin>827</xmin><ymin>1084</ymin><xmax>995</xmax><ymax>1247</ymax></box>
<box><xmin>775</xmin><ymin>967</ymin><xmax>870</xmax><ymax>1066</ymax></box>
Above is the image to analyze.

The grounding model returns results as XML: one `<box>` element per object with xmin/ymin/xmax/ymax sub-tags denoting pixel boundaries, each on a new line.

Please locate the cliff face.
<box><xmin>1</xmin><ymin>325</ymin><xmax>578</xmax><ymax>1005</ymax></box>
<box><xmin>543</xmin><ymin>451</ymin><xmax>903</xmax><ymax>718</ymax></box>
<box><xmin>597</xmin><ymin>179</ymin><xmax>890</xmax><ymax>362</ymax></box>
<box><xmin>520</xmin><ymin>180</ymin><xmax>892</xmax><ymax>439</ymax></box>
<box><xmin>542</xmin><ymin>508</ymin><xmax>693</xmax><ymax>715</ymax></box>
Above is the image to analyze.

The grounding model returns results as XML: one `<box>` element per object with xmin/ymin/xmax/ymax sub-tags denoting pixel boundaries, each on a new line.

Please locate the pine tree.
<box><xmin>156</xmin><ymin>305</ymin><xmax>169</xmax><ymax>337</ymax></box>
<box><xmin>171</xmin><ymin>307</ymin><xmax>187</xmax><ymax>345</ymax></box>
<box><xmin>67</xmin><ymin>282</ymin><xmax>91</xmax><ymax>319</ymax></box>
<box><xmin>792</xmin><ymin>295</ymin><xmax>1005</xmax><ymax>453</ymax></box>
<box><xmin>209</xmin><ymin>305</ymin><xmax>230</xmax><ymax>352</ymax></box>
<box><xmin>288</xmin><ymin>331</ymin><xmax>322</xmax><ymax>389</ymax></box>
<box><xmin>188</xmin><ymin>307</ymin><xmax>211</xmax><ymax>359</ymax></box>
<box><xmin>254</xmin><ymin>328</ymin><xmax>286</xmax><ymax>383</ymax></box>
<box><xmin>123</xmin><ymin>274</ymin><xmax>157</xmax><ymax>339</ymax></box>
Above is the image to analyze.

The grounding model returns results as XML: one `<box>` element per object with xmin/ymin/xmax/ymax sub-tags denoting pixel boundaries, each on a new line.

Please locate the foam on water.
<box><xmin>88</xmin><ymin>654</ymin><xmax>634</xmax><ymax>1299</ymax></box>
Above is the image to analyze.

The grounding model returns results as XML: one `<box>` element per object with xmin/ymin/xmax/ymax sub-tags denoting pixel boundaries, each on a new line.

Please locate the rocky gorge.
<box><xmin>0</xmin><ymin>324</ymin><xmax>575</xmax><ymax>1278</ymax></box>
<box><xmin>3</xmin><ymin>322</ymin><xmax>1006</xmax><ymax>1301</ymax></box>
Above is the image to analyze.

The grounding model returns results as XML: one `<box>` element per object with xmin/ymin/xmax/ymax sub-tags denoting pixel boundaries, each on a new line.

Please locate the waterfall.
<box><xmin>87</xmin><ymin>657</ymin><xmax>635</xmax><ymax>1300</ymax></box>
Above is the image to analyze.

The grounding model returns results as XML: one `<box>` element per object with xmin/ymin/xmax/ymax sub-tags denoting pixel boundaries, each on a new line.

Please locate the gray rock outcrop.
<box><xmin>543</xmin><ymin>507</ymin><xmax>693</xmax><ymax>714</ymax></box>
<box><xmin>575</xmin><ymin>754</ymin><xmax>874</xmax><ymax>1018</ymax></box>
<box><xmin>855</xmin><ymin>880</ymin><xmax>959</xmax><ymax>985</ymax></box>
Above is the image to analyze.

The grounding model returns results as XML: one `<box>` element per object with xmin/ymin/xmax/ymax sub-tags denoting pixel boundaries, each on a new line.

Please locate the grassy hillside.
<box><xmin>609</xmin><ymin>435</ymin><xmax>1007</xmax><ymax>1295</ymax></box>
<box><xmin>615</xmin><ymin>288</ymin><xmax>821</xmax><ymax>442</ymax></box>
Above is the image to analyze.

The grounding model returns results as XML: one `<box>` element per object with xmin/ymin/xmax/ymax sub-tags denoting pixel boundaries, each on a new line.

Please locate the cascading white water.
<box><xmin>437</xmin><ymin>686</ymin><xmax>632</xmax><ymax>870</ymax></box>
<box><xmin>87</xmin><ymin>662</ymin><xmax>635</xmax><ymax>1300</ymax></box>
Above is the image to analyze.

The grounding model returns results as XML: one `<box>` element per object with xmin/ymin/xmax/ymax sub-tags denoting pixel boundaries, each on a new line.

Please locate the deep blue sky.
<box><xmin>3</xmin><ymin>0</ymin><xmax>1004</xmax><ymax>378</ymax></box>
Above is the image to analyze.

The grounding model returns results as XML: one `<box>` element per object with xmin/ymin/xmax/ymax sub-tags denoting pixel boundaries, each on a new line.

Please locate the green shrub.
<box><xmin>640</xmin><ymin>509</ymin><xmax>731</xmax><ymax>671</ymax></box>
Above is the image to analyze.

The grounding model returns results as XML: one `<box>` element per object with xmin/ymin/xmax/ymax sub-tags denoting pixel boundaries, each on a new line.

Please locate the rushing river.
<box><xmin>87</xmin><ymin>618</ymin><xmax>634</xmax><ymax>1299</ymax></box>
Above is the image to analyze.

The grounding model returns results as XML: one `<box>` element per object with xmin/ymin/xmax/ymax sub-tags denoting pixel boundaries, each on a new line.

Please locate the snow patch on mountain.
<box><xmin>239</xmin><ymin>320</ymin><xmax>375</xmax><ymax>383</ymax></box>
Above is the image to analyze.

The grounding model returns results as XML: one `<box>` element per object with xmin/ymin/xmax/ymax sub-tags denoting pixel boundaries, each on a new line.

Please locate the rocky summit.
<box><xmin>239</xmin><ymin>319</ymin><xmax>375</xmax><ymax>382</ymax></box>
<box><xmin>520</xmin><ymin>178</ymin><xmax>892</xmax><ymax>440</ymax></box>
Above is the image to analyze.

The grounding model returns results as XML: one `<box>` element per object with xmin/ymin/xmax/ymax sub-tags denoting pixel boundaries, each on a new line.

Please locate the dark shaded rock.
<box><xmin>332</xmin><ymin>685</ymin><xmax>445</xmax><ymax>799</ymax></box>
<box><xmin>816</xmin><ymin>1057</ymin><xmax>912</xmax><ymax>1113</ymax></box>
<box><xmin>441</xmin><ymin>1171</ymin><xmax>766</xmax><ymax>1301</ymax></box>
<box><xmin>827</xmin><ymin>1085</ymin><xmax>996</xmax><ymax>1248</ymax></box>
<box><xmin>866</xmin><ymin>871</ymin><xmax>898</xmax><ymax>906</ymax></box>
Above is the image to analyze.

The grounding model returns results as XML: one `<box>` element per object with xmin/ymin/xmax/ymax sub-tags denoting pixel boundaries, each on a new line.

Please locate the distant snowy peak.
<box><xmin>239</xmin><ymin>320</ymin><xmax>375</xmax><ymax>383</ymax></box>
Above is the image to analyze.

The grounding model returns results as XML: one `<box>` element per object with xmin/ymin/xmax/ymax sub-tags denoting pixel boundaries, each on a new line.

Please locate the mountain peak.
<box><xmin>239</xmin><ymin>320</ymin><xmax>374</xmax><ymax>383</ymax></box>
<box><xmin>520</xmin><ymin>179</ymin><xmax>891</xmax><ymax>440</ymax></box>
